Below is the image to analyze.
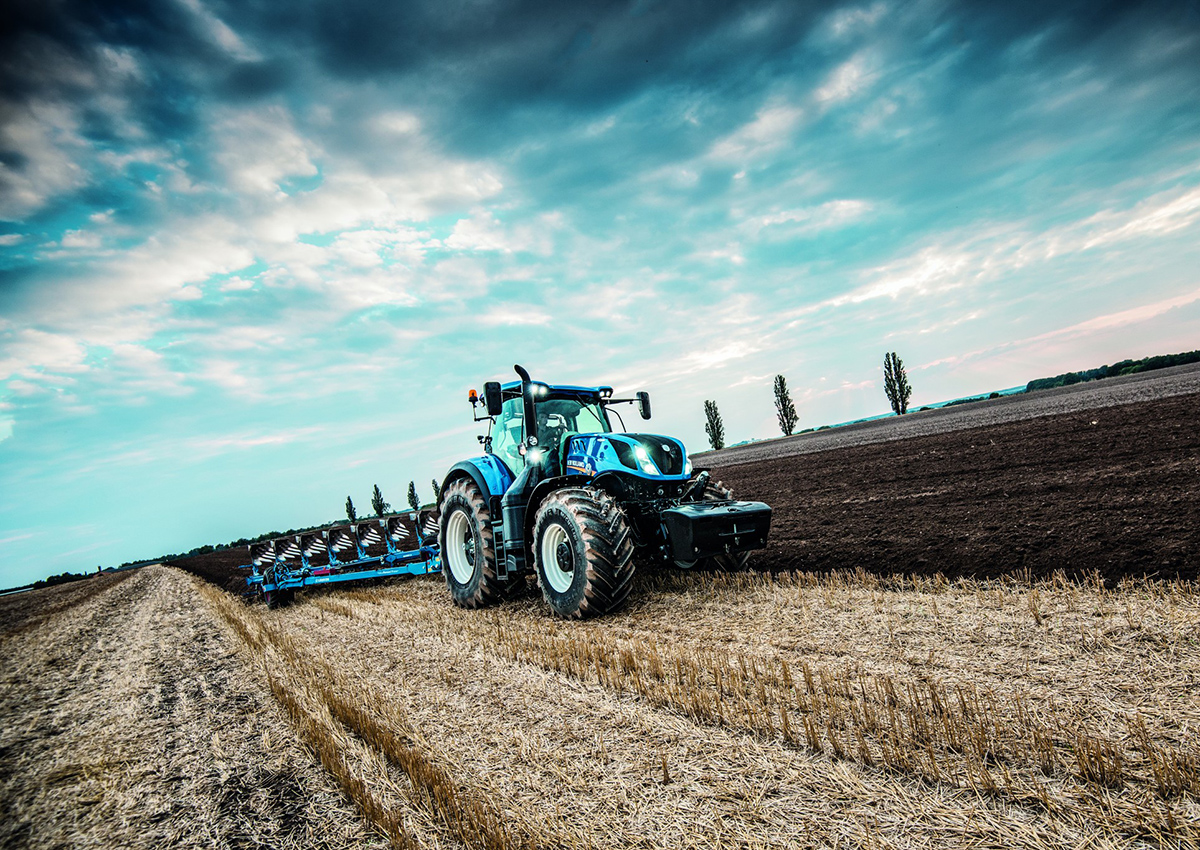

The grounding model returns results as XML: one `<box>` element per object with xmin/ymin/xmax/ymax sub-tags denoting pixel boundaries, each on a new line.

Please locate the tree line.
<box><xmin>1025</xmin><ymin>349</ymin><xmax>1200</xmax><ymax>392</ymax></box>
<box><xmin>703</xmin><ymin>351</ymin><xmax>912</xmax><ymax>450</ymax></box>
<box><xmin>345</xmin><ymin>479</ymin><xmax>441</xmax><ymax>523</ymax></box>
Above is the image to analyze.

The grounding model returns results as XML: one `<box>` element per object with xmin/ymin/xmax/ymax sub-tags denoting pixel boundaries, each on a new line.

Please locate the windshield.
<box><xmin>536</xmin><ymin>397</ymin><xmax>609</xmax><ymax>435</ymax></box>
<box><xmin>535</xmin><ymin>396</ymin><xmax>609</xmax><ymax>459</ymax></box>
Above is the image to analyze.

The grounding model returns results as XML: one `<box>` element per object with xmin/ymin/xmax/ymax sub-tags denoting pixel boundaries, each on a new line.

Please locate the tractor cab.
<box><xmin>490</xmin><ymin>385</ymin><xmax>612</xmax><ymax>477</ymax></box>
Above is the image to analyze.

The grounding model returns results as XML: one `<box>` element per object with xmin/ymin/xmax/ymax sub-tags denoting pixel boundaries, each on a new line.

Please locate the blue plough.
<box><xmin>242</xmin><ymin>513</ymin><xmax>440</xmax><ymax>606</ymax></box>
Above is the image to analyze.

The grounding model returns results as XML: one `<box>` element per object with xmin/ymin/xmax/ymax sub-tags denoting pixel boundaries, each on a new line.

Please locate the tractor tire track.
<box><xmin>0</xmin><ymin>566</ymin><xmax>385</xmax><ymax>849</ymax></box>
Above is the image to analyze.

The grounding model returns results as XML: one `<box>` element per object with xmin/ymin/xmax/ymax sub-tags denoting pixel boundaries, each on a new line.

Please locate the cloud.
<box><xmin>923</xmin><ymin>288</ymin><xmax>1200</xmax><ymax>370</ymax></box>
<box><xmin>745</xmin><ymin>199</ymin><xmax>874</xmax><ymax>238</ymax></box>
<box><xmin>59</xmin><ymin>228</ymin><xmax>103</xmax><ymax>249</ymax></box>
<box><xmin>1079</xmin><ymin>186</ymin><xmax>1200</xmax><ymax>248</ymax></box>
<box><xmin>102</xmin><ymin>344</ymin><xmax>189</xmax><ymax>397</ymax></box>
<box><xmin>708</xmin><ymin>104</ymin><xmax>805</xmax><ymax>161</ymax></box>
<box><xmin>775</xmin><ymin>179</ymin><xmax>1200</xmax><ymax>325</ymax></box>
<box><xmin>211</xmin><ymin>105</ymin><xmax>319</xmax><ymax>195</ymax></box>
<box><xmin>177</xmin><ymin>0</ymin><xmax>260</xmax><ymax>62</ymax></box>
<box><xmin>815</xmin><ymin>52</ymin><xmax>879</xmax><ymax>105</ymax></box>
<box><xmin>842</xmin><ymin>247</ymin><xmax>976</xmax><ymax>305</ymax></box>
<box><xmin>0</xmin><ymin>101</ymin><xmax>90</xmax><ymax>219</ymax></box>
<box><xmin>476</xmin><ymin>306</ymin><xmax>552</xmax><ymax>327</ymax></box>
<box><xmin>820</xmin><ymin>3</ymin><xmax>889</xmax><ymax>42</ymax></box>
<box><xmin>445</xmin><ymin>212</ymin><xmax>523</xmax><ymax>253</ymax></box>
<box><xmin>0</xmin><ymin>329</ymin><xmax>89</xmax><ymax>382</ymax></box>
<box><xmin>198</xmin><ymin>358</ymin><xmax>253</xmax><ymax>393</ymax></box>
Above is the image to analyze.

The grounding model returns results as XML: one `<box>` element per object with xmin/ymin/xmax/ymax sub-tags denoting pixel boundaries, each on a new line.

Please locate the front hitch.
<box><xmin>680</xmin><ymin>470</ymin><xmax>710</xmax><ymax>502</ymax></box>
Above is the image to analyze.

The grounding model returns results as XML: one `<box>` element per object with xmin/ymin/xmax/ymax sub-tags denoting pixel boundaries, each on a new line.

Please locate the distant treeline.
<box><xmin>32</xmin><ymin>571</ymin><xmax>91</xmax><ymax>590</ymax></box>
<box><xmin>1026</xmin><ymin>350</ymin><xmax>1200</xmax><ymax>393</ymax></box>
<box><xmin>139</xmin><ymin>519</ymin><xmax>347</xmax><ymax>565</ymax></box>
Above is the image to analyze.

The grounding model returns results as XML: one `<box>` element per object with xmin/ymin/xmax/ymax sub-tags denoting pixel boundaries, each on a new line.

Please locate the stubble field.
<box><xmin>3</xmin><ymin>377</ymin><xmax>1198</xmax><ymax>849</ymax></box>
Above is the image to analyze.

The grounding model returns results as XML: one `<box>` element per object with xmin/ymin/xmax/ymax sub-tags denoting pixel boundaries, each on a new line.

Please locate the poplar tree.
<box><xmin>345</xmin><ymin>496</ymin><xmax>357</xmax><ymax>522</ymax></box>
<box><xmin>704</xmin><ymin>400</ymin><xmax>725</xmax><ymax>450</ymax></box>
<box><xmin>773</xmin><ymin>374</ymin><xmax>799</xmax><ymax>435</ymax></box>
<box><xmin>407</xmin><ymin>481</ymin><xmax>420</xmax><ymax>512</ymax></box>
<box><xmin>371</xmin><ymin>485</ymin><xmax>390</xmax><ymax>516</ymax></box>
<box><xmin>883</xmin><ymin>352</ymin><xmax>913</xmax><ymax>415</ymax></box>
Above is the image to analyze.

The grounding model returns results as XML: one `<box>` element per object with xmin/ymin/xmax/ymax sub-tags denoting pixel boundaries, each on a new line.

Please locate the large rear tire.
<box><xmin>675</xmin><ymin>479</ymin><xmax>752</xmax><ymax>572</ymax></box>
<box><xmin>532</xmin><ymin>488</ymin><xmax>635</xmax><ymax>619</ymax></box>
<box><xmin>438</xmin><ymin>477</ymin><xmax>516</xmax><ymax>608</ymax></box>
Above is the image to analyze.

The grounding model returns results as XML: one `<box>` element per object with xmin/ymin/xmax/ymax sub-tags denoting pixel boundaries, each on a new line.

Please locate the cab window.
<box><xmin>534</xmin><ymin>397</ymin><xmax>610</xmax><ymax>458</ymax></box>
<box><xmin>491</xmin><ymin>396</ymin><xmax>526</xmax><ymax>475</ymax></box>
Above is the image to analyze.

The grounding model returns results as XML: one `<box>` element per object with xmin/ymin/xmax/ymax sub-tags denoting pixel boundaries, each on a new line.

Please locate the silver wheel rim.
<box><xmin>540</xmin><ymin>524</ymin><xmax>574</xmax><ymax>593</ymax></box>
<box><xmin>445</xmin><ymin>510</ymin><xmax>476</xmax><ymax>584</ymax></box>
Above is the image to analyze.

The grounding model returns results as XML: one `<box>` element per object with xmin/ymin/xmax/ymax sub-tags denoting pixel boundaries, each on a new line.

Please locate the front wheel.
<box><xmin>532</xmin><ymin>488</ymin><xmax>635</xmax><ymax>618</ymax></box>
<box><xmin>438</xmin><ymin>477</ymin><xmax>516</xmax><ymax>607</ymax></box>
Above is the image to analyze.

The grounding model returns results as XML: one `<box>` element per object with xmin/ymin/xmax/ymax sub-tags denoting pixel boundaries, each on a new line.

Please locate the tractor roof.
<box><xmin>499</xmin><ymin>381</ymin><xmax>612</xmax><ymax>395</ymax></box>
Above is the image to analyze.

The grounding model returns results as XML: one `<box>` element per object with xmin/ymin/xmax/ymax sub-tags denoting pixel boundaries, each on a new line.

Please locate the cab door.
<box><xmin>490</xmin><ymin>396</ymin><xmax>526</xmax><ymax>477</ymax></box>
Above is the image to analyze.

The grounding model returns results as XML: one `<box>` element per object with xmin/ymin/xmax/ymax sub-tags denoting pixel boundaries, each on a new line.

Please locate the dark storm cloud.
<box><xmin>6</xmin><ymin>0</ymin><xmax>1198</xmax><ymax>119</ymax></box>
<box><xmin>208</xmin><ymin>0</ymin><xmax>1200</xmax><ymax>143</ymax></box>
<box><xmin>4</xmin><ymin>0</ymin><xmax>1198</xmax><ymax>217</ymax></box>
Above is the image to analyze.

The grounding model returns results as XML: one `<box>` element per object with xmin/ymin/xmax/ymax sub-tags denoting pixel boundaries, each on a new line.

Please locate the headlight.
<box><xmin>684</xmin><ymin>457</ymin><xmax>692</xmax><ymax>476</ymax></box>
<box><xmin>633</xmin><ymin>445</ymin><xmax>659</xmax><ymax>475</ymax></box>
<box><xmin>527</xmin><ymin>448</ymin><xmax>545</xmax><ymax>465</ymax></box>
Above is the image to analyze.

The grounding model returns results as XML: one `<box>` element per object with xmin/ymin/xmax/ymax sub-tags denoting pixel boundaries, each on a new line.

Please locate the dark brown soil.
<box><xmin>168</xmin><ymin>548</ymin><xmax>250</xmax><ymax>594</ymax></box>
<box><xmin>711</xmin><ymin>390</ymin><xmax>1200</xmax><ymax>582</ymax></box>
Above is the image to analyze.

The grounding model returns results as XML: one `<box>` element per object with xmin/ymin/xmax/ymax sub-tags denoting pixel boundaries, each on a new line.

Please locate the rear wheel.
<box><xmin>533</xmin><ymin>488</ymin><xmax>635</xmax><ymax>618</ymax></box>
<box><xmin>674</xmin><ymin>479</ymin><xmax>751</xmax><ymax>572</ymax></box>
<box><xmin>438</xmin><ymin>477</ymin><xmax>516</xmax><ymax>607</ymax></box>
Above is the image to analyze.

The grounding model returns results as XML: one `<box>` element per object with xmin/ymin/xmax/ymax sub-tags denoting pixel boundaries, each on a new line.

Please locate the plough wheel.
<box><xmin>438</xmin><ymin>477</ymin><xmax>518</xmax><ymax>607</ymax></box>
<box><xmin>264</xmin><ymin>588</ymin><xmax>294</xmax><ymax>609</ymax></box>
<box><xmin>532</xmin><ymin>487</ymin><xmax>634</xmax><ymax>619</ymax></box>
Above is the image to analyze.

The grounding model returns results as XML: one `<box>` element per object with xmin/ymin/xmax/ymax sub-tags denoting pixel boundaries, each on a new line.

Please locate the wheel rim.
<box><xmin>540</xmin><ymin>523</ymin><xmax>574</xmax><ymax>593</ymax></box>
<box><xmin>445</xmin><ymin>509</ymin><xmax>477</xmax><ymax>584</ymax></box>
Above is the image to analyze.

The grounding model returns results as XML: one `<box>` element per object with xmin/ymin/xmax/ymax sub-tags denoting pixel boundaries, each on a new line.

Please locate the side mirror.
<box><xmin>483</xmin><ymin>381</ymin><xmax>503</xmax><ymax>417</ymax></box>
<box><xmin>637</xmin><ymin>391</ymin><xmax>651</xmax><ymax>420</ymax></box>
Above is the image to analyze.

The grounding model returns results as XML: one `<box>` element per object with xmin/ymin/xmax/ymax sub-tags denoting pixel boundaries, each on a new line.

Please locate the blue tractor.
<box><xmin>437</xmin><ymin>365</ymin><xmax>772</xmax><ymax>618</ymax></box>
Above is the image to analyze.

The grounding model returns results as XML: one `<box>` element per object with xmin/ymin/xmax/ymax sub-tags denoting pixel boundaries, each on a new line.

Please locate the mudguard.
<box><xmin>444</xmin><ymin>455</ymin><xmax>515</xmax><ymax>503</ymax></box>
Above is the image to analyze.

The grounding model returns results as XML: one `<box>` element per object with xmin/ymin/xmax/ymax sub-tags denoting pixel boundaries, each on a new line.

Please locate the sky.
<box><xmin>2</xmin><ymin>0</ymin><xmax>1199</xmax><ymax>585</ymax></box>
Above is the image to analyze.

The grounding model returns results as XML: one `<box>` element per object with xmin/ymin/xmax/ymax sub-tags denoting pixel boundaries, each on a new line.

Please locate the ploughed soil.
<box><xmin>711</xmin><ymin>390</ymin><xmax>1200</xmax><ymax>582</ymax></box>
<box><xmin>168</xmin><ymin>547</ymin><xmax>250</xmax><ymax>593</ymax></box>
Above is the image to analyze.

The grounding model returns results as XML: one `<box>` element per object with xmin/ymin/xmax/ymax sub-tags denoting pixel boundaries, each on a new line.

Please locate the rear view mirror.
<box><xmin>484</xmin><ymin>381</ymin><xmax>503</xmax><ymax>417</ymax></box>
<box><xmin>637</xmin><ymin>391</ymin><xmax>651</xmax><ymax>420</ymax></box>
